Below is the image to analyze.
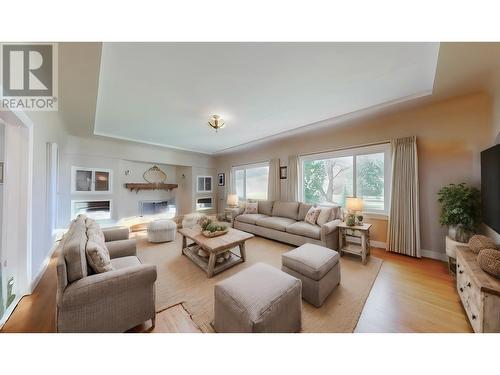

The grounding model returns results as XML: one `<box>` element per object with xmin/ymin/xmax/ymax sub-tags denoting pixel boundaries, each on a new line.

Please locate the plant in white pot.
<box><xmin>438</xmin><ymin>183</ymin><xmax>481</xmax><ymax>243</ymax></box>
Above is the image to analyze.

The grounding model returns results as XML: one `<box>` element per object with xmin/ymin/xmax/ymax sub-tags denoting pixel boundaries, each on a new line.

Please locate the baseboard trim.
<box><xmin>420</xmin><ymin>249</ymin><xmax>448</xmax><ymax>262</ymax></box>
<box><xmin>29</xmin><ymin>241</ymin><xmax>59</xmax><ymax>293</ymax></box>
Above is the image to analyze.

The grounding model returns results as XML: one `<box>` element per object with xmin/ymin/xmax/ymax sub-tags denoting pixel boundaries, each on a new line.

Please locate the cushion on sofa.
<box><xmin>85</xmin><ymin>229</ymin><xmax>113</xmax><ymax>274</ymax></box>
<box><xmin>62</xmin><ymin>215</ymin><xmax>89</xmax><ymax>283</ymax></box>
<box><xmin>235</xmin><ymin>213</ymin><xmax>269</xmax><ymax>225</ymax></box>
<box><xmin>258</xmin><ymin>200</ymin><xmax>274</xmax><ymax>216</ymax></box>
<box><xmin>110</xmin><ymin>256</ymin><xmax>141</xmax><ymax>270</ymax></box>
<box><xmin>282</xmin><ymin>243</ymin><xmax>339</xmax><ymax>281</ymax></box>
<box><xmin>316</xmin><ymin>207</ymin><xmax>332</xmax><ymax>226</ymax></box>
<box><xmin>255</xmin><ymin>216</ymin><xmax>296</xmax><ymax>231</ymax></box>
<box><xmin>272</xmin><ymin>201</ymin><xmax>300</xmax><ymax>220</ymax></box>
<box><xmin>298</xmin><ymin>203</ymin><xmax>313</xmax><ymax>221</ymax></box>
<box><xmin>244</xmin><ymin>202</ymin><xmax>258</xmax><ymax>214</ymax></box>
<box><xmin>304</xmin><ymin>206</ymin><xmax>321</xmax><ymax>225</ymax></box>
<box><xmin>286</xmin><ymin>221</ymin><xmax>321</xmax><ymax>240</ymax></box>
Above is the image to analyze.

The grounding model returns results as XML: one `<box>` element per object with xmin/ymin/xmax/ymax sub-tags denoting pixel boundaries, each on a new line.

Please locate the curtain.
<box><xmin>287</xmin><ymin>155</ymin><xmax>299</xmax><ymax>201</ymax></box>
<box><xmin>387</xmin><ymin>136</ymin><xmax>421</xmax><ymax>258</ymax></box>
<box><xmin>267</xmin><ymin>158</ymin><xmax>281</xmax><ymax>201</ymax></box>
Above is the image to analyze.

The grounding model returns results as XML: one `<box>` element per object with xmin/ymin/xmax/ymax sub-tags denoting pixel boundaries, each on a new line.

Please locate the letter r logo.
<box><xmin>2</xmin><ymin>44</ymin><xmax>53</xmax><ymax>96</ymax></box>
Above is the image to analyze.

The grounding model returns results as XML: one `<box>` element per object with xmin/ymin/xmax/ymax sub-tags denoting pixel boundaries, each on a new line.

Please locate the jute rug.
<box><xmin>136</xmin><ymin>234</ymin><xmax>382</xmax><ymax>333</ymax></box>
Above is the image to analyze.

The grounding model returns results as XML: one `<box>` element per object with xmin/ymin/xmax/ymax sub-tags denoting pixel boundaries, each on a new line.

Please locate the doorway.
<box><xmin>0</xmin><ymin>115</ymin><xmax>33</xmax><ymax>327</ymax></box>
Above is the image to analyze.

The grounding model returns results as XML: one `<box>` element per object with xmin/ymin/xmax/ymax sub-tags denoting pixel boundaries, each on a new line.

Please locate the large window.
<box><xmin>233</xmin><ymin>162</ymin><xmax>269</xmax><ymax>201</ymax></box>
<box><xmin>299</xmin><ymin>144</ymin><xmax>391</xmax><ymax>214</ymax></box>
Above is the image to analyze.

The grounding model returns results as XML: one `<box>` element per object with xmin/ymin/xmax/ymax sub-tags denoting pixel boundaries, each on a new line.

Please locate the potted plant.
<box><xmin>437</xmin><ymin>183</ymin><xmax>481</xmax><ymax>243</ymax></box>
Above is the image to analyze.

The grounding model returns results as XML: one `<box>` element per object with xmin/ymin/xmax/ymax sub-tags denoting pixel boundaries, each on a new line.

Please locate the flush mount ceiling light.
<box><xmin>208</xmin><ymin>114</ymin><xmax>225</xmax><ymax>131</ymax></box>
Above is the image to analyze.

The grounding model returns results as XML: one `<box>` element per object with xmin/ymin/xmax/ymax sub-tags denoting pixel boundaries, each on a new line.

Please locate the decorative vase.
<box><xmin>448</xmin><ymin>224</ymin><xmax>471</xmax><ymax>243</ymax></box>
<box><xmin>346</xmin><ymin>213</ymin><xmax>356</xmax><ymax>226</ymax></box>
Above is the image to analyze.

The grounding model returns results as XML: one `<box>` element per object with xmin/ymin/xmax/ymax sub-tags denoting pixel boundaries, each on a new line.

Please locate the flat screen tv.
<box><xmin>481</xmin><ymin>144</ymin><xmax>500</xmax><ymax>233</ymax></box>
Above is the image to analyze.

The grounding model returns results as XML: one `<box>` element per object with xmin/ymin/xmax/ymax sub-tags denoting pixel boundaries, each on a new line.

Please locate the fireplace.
<box><xmin>72</xmin><ymin>200</ymin><xmax>112</xmax><ymax>220</ymax></box>
<box><xmin>140</xmin><ymin>200</ymin><xmax>175</xmax><ymax>216</ymax></box>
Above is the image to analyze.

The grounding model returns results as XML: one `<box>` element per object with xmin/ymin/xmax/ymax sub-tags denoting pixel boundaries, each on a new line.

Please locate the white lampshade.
<box><xmin>346</xmin><ymin>197</ymin><xmax>364</xmax><ymax>212</ymax></box>
<box><xmin>227</xmin><ymin>194</ymin><xmax>239</xmax><ymax>207</ymax></box>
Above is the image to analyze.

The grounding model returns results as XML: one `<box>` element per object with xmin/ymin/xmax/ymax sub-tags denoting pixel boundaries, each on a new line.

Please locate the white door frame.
<box><xmin>0</xmin><ymin>111</ymin><xmax>34</xmax><ymax>326</ymax></box>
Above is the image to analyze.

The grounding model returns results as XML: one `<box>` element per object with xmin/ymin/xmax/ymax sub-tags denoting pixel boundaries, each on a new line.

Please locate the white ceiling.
<box><xmin>94</xmin><ymin>42</ymin><xmax>440</xmax><ymax>154</ymax></box>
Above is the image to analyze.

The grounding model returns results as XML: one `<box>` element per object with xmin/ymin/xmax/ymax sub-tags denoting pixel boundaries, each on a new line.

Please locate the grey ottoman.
<box><xmin>214</xmin><ymin>263</ymin><xmax>302</xmax><ymax>333</ymax></box>
<box><xmin>282</xmin><ymin>243</ymin><xmax>340</xmax><ymax>307</ymax></box>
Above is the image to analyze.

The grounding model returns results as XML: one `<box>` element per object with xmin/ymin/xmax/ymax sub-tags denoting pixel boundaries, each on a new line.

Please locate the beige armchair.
<box><xmin>56</xmin><ymin>217</ymin><xmax>157</xmax><ymax>333</ymax></box>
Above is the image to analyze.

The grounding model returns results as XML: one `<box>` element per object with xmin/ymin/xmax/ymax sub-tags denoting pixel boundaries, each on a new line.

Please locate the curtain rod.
<box><xmin>298</xmin><ymin>139</ymin><xmax>390</xmax><ymax>158</ymax></box>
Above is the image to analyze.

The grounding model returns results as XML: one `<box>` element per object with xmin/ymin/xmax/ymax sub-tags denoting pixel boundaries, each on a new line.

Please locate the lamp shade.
<box><xmin>227</xmin><ymin>194</ymin><xmax>239</xmax><ymax>207</ymax></box>
<box><xmin>346</xmin><ymin>197</ymin><xmax>364</xmax><ymax>212</ymax></box>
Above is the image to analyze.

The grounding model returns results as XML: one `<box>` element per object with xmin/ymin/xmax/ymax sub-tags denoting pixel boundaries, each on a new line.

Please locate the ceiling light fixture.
<box><xmin>208</xmin><ymin>114</ymin><xmax>225</xmax><ymax>132</ymax></box>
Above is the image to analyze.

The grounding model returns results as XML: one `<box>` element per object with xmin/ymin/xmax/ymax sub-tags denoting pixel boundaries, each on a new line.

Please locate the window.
<box><xmin>197</xmin><ymin>176</ymin><xmax>212</xmax><ymax>193</ymax></box>
<box><xmin>299</xmin><ymin>144</ymin><xmax>391</xmax><ymax>214</ymax></box>
<box><xmin>71</xmin><ymin>167</ymin><xmax>112</xmax><ymax>194</ymax></box>
<box><xmin>196</xmin><ymin>197</ymin><xmax>213</xmax><ymax>210</ymax></box>
<box><xmin>232</xmin><ymin>162</ymin><xmax>269</xmax><ymax>201</ymax></box>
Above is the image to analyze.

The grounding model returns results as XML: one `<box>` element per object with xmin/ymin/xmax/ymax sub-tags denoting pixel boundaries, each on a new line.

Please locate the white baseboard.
<box><xmin>29</xmin><ymin>241</ymin><xmax>59</xmax><ymax>293</ymax></box>
<box><xmin>420</xmin><ymin>249</ymin><xmax>448</xmax><ymax>262</ymax></box>
<box><xmin>346</xmin><ymin>235</ymin><xmax>447</xmax><ymax>261</ymax></box>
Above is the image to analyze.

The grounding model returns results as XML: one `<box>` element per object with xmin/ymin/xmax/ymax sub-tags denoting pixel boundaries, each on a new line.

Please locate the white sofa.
<box><xmin>233</xmin><ymin>201</ymin><xmax>342</xmax><ymax>250</ymax></box>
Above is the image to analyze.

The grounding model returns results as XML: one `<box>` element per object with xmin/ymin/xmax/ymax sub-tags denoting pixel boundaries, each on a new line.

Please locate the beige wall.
<box><xmin>215</xmin><ymin>93</ymin><xmax>493</xmax><ymax>256</ymax></box>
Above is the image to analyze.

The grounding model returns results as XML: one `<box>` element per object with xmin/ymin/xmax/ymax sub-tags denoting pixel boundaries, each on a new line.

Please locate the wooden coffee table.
<box><xmin>179</xmin><ymin>227</ymin><xmax>254</xmax><ymax>277</ymax></box>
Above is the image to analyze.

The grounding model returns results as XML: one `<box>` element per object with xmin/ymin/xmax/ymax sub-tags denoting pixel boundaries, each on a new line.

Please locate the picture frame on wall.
<box><xmin>280</xmin><ymin>166</ymin><xmax>287</xmax><ymax>179</ymax></box>
<box><xmin>218</xmin><ymin>172</ymin><xmax>225</xmax><ymax>186</ymax></box>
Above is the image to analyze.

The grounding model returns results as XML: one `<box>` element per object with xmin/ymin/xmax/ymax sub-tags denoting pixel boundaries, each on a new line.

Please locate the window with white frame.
<box><xmin>197</xmin><ymin>176</ymin><xmax>212</xmax><ymax>193</ymax></box>
<box><xmin>299</xmin><ymin>143</ymin><xmax>391</xmax><ymax>214</ymax></box>
<box><xmin>232</xmin><ymin>162</ymin><xmax>270</xmax><ymax>201</ymax></box>
<box><xmin>71</xmin><ymin>167</ymin><xmax>112</xmax><ymax>194</ymax></box>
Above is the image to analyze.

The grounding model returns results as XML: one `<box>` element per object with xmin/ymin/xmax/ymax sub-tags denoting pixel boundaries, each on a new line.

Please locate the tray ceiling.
<box><xmin>94</xmin><ymin>42</ymin><xmax>440</xmax><ymax>154</ymax></box>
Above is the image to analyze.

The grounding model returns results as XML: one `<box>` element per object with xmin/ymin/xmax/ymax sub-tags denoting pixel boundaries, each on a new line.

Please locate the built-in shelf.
<box><xmin>125</xmin><ymin>183</ymin><xmax>178</xmax><ymax>193</ymax></box>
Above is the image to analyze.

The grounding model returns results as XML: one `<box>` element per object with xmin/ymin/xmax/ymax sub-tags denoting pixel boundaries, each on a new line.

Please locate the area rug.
<box><xmin>136</xmin><ymin>234</ymin><xmax>382</xmax><ymax>333</ymax></box>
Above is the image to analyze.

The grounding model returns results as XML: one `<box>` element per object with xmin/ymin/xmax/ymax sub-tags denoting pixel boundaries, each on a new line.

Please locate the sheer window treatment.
<box><xmin>268</xmin><ymin>158</ymin><xmax>281</xmax><ymax>201</ymax></box>
<box><xmin>287</xmin><ymin>155</ymin><xmax>298</xmax><ymax>201</ymax></box>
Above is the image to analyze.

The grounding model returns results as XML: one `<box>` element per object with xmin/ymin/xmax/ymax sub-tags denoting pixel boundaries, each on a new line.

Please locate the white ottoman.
<box><xmin>147</xmin><ymin>219</ymin><xmax>176</xmax><ymax>243</ymax></box>
<box><xmin>282</xmin><ymin>243</ymin><xmax>340</xmax><ymax>307</ymax></box>
<box><xmin>214</xmin><ymin>263</ymin><xmax>302</xmax><ymax>333</ymax></box>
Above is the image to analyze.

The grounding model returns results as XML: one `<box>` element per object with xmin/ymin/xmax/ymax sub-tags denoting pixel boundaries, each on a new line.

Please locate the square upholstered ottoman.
<box><xmin>214</xmin><ymin>263</ymin><xmax>302</xmax><ymax>333</ymax></box>
<box><xmin>282</xmin><ymin>243</ymin><xmax>340</xmax><ymax>307</ymax></box>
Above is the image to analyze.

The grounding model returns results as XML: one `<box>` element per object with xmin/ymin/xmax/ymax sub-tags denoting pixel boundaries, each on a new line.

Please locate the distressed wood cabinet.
<box><xmin>456</xmin><ymin>247</ymin><xmax>500</xmax><ymax>333</ymax></box>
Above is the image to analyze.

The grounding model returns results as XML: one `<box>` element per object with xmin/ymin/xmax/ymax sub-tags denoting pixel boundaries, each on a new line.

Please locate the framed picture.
<box><xmin>0</xmin><ymin>161</ymin><xmax>3</xmax><ymax>184</ymax></box>
<box><xmin>218</xmin><ymin>172</ymin><xmax>225</xmax><ymax>186</ymax></box>
<box><xmin>280</xmin><ymin>166</ymin><xmax>287</xmax><ymax>179</ymax></box>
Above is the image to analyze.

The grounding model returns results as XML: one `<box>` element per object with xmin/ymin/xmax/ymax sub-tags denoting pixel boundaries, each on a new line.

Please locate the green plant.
<box><xmin>437</xmin><ymin>183</ymin><xmax>481</xmax><ymax>233</ymax></box>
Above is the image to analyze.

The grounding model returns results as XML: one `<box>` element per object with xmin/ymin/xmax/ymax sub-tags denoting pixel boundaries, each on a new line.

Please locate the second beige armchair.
<box><xmin>56</xmin><ymin>216</ymin><xmax>157</xmax><ymax>333</ymax></box>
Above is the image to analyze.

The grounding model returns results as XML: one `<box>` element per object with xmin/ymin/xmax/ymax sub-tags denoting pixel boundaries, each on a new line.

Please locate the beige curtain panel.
<box><xmin>387</xmin><ymin>136</ymin><xmax>421</xmax><ymax>258</ymax></box>
<box><xmin>287</xmin><ymin>155</ymin><xmax>299</xmax><ymax>201</ymax></box>
<box><xmin>268</xmin><ymin>158</ymin><xmax>281</xmax><ymax>201</ymax></box>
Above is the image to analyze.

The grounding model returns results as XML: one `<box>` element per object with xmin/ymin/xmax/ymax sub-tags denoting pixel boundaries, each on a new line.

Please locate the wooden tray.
<box><xmin>202</xmin><ymin>229</ymin><xmax>229</xmax><ymax>238</ymax></box>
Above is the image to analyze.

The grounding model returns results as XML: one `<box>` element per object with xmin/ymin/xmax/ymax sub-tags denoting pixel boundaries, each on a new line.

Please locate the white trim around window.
<box><xmin>232</xmin><ymin>161</ymin><xmax>270</xmax><ymax>201</ymax></box>
<box><xmin>196</xmin><ymin>175</ymin><xmax>213</xmax><ymax>193</ymax></box>
<box><xmin>71</xmin><ymin>166</ymin><xmax>113</xmax><ymax>194</ymax></box>
<box><xmin>298</xmin><ymin>143</ymin><xmax>391</xmax><ymax>215</ymax></box>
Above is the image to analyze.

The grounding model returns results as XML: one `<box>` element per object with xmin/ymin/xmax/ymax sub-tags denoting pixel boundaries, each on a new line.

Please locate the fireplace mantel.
<box><xmin>124</xmin><ymin>183</ymin><xmax>178</xmax><ymax>193</ymax></box>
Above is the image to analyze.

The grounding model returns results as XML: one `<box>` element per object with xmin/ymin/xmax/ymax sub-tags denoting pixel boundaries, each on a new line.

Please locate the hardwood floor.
<box><xmin>0</xmin><ymin>247</ymin><xmax>471</xmax><ymax>333</ymax></box>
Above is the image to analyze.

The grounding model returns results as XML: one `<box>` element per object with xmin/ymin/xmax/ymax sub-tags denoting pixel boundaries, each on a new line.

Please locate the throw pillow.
<box><xmin>86</xmin><ymin>233</ymin><xmax>113</xmax><ymax>274</ymax></box>
<box><xmin>468</xmin><ymin>235</ymin><xmax>497</xmax><ymax>254</ymax></box>
<box><xmin>317</xmin><ymin>207</ymin><xmax>333</xmax><ymax>226</ymax></box>
<box><xmin>477</xmin><ymin>248</ymin><xmax>500</xmax><ymax>279</ymax></box>
<box><xmin>244</xmin><ymin>201</ymin><xmax>258</xmax><ymax>214</ymax></box>
<box><xmin>305</xmin><ymin>206</ymin><xmax>321</xmax><ymax>225</ymax></box>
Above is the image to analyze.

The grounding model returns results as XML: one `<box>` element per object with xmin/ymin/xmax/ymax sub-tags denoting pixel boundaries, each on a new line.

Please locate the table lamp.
<box><xmin>345</xmin><ymin>197</ymin><xmax>364</xmax><ymax>226</ymax></box>
<box><xmin>227</xmin><ymin>194</ymin><xmax>239</xmax><ymax>208</ymax></box>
